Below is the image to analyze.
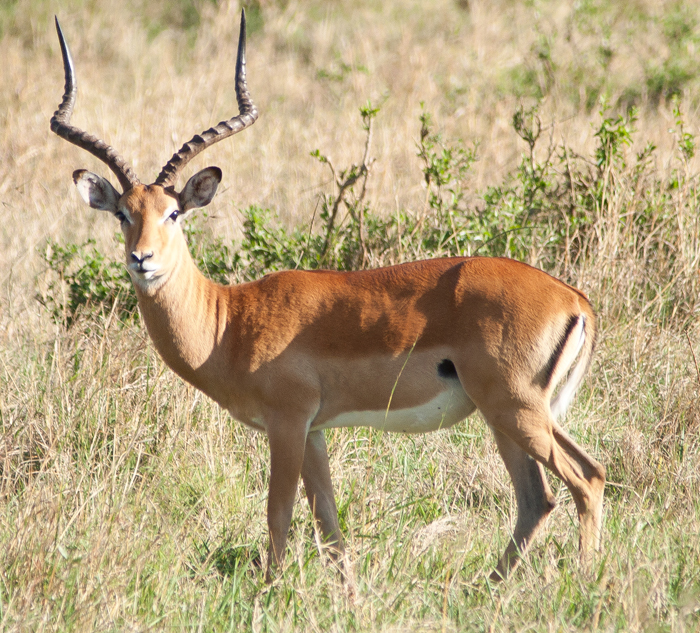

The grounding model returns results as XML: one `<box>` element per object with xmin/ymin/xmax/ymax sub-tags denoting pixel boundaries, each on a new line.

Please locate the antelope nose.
<box><xmin>131</xmin><ymin>251</ymin><xmax>154</xmax><ymax>264</ymax></box>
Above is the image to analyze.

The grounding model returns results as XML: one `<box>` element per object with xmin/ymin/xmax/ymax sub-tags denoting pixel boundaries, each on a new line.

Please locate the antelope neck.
<box><xmin>134</xmin><ymin>253</ymin><xmax>229</xmax><ymax>395</ymax></box>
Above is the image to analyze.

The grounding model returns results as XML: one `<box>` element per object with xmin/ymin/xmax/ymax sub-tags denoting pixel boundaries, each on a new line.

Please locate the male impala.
<box><xmin>51</xmin><ymin>11</ymin><xmax>605</xmax><ymax>581</ymax></box>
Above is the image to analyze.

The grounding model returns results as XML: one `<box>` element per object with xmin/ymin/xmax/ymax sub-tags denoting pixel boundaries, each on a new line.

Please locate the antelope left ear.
<box><xmin>180</xmin><ymin>167</ymin><xmax>222</xmax><ymax>212</ymax></box>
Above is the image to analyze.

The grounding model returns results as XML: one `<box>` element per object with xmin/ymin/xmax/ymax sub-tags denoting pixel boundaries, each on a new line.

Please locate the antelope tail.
<box><xmin>549</xmin><ymin>313</ymin><xmax>596</xmax><ymax>420</ymax></box>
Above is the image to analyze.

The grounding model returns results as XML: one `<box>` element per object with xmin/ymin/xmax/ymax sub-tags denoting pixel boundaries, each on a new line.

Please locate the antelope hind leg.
<box><xmin>490</xmin><ymin>427</ymin><xmax>557</xmax><ymax>580</ymax></box>
<box><xmin>486</xmin><ymin>404</ymin><xmax>605</xmax><ymax>575</ymax></box>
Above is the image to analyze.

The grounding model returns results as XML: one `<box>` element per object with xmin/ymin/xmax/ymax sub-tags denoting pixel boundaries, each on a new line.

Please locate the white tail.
<box><xmin>550</xmin><ymin>314</ymin><xmax>594</xmax><ymax>420</ymax></box>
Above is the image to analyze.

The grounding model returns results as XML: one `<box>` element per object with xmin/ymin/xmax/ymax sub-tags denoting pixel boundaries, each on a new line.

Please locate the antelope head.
<box><xmin>50</xmin><ymin>11</ymin><xmax>257</xmax><ymax>295</ymax></box>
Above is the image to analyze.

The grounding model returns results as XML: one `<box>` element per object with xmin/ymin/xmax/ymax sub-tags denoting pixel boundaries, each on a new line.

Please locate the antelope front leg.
<box><xmin>265</xmin><ymin>420</ymin><xmax>308</xmax><ymax>582</ymax></box>
<box><xmin>301</xmin><ymin>430</ymin><xmax>344</xmax><ymax>561</ymax></box>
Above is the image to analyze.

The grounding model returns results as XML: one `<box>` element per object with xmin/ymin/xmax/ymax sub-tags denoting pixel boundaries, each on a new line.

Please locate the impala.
<box><xmin>51</xmin><ymin>11</ymin><xmax>605</xmax><ymax>581</ymax></box>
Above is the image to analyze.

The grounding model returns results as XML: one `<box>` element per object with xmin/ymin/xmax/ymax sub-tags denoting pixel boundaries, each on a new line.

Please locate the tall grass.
<box><xmin>1</xmin><ymin>0</ymin><xmax>699</xmax><ymax>630</ymax></box>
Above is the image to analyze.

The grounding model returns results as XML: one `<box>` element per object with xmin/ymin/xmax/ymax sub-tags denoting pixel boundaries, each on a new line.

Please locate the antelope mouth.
<box><xmin>128</xmin><ymin>262</ymin><xmax>161</xmax><ymax>281</ymax></box>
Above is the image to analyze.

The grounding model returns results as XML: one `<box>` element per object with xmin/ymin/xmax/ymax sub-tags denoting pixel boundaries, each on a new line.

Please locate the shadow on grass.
<box><xmin>195</xmin><ymin>539</ymin><xmax>263</xmax><ymax>578</ymax></box>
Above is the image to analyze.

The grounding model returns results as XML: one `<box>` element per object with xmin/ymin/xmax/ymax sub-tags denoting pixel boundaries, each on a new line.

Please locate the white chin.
<box><xmin>129</xmin><ymin>271</ymin><xmax>166</xmax><ymax>293</ymax></box>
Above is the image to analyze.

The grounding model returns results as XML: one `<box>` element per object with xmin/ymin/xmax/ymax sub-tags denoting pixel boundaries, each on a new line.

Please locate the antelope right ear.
<box><xmin>73</xmin><ymin>169</ymin><xmax>121</xmax><ymax>213</ymax></box>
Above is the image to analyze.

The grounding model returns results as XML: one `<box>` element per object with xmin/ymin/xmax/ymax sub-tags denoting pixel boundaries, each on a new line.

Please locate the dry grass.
<box><xmin>1</xmin><ymin>0</ymin><xmax>699</xmax><ymax>630</ymax></box>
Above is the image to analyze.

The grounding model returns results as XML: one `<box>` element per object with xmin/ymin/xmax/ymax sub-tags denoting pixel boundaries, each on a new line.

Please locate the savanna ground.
<box><xmin>1</xmin><ymin>0</ymin><xmax>699</xmax><ymax>630</ymax></box>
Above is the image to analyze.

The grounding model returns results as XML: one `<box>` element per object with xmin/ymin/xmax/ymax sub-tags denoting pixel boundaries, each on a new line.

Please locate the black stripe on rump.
<box><xmin>542</xmin><ymin>314</ymin><xmax>581</xmax><ymax>388</ymax></box>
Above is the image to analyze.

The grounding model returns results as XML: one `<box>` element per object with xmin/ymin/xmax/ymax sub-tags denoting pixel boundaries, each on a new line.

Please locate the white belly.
<box><xmin>316</xmin><ymin>388</ymin><xmax>476</xmax><ymax>434</ymax></box>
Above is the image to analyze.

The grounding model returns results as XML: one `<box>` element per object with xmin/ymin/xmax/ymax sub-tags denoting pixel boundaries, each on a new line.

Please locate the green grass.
<box><xmin>1</xmin><ymin>317</ymin><xmax>698</xmax><ymax>630</ymax></box>
<box><xmin>1</xmin><ymin>0</ymin><xmax>700</xmax><ymax>630</ymax></box>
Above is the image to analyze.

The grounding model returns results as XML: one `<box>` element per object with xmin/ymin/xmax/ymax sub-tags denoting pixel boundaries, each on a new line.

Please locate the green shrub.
<box><xmin>37</xmin><ymin>221</ymin><xmax>237</xmax><ymax>328</ymax></box>
<box><xmin>37</xmin><ymin>100</ymin><xmax>699</xmax><ymax>333</ymax></box>
<box><xmin>38</xmin><ymin>239</ymin><xmax>137</xmax><ymax>328</ymax></box>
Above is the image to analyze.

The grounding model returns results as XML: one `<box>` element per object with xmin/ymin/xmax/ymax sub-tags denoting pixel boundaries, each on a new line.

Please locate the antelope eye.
<box><xmin>169</xmin><ymin>209</ymin><xmax>180</xmax><ymax>222</ymax></box>
<box><xmin>115</xmin><ymin>211</ymin><xmax>126</xmax><ymax>223</ymax></box>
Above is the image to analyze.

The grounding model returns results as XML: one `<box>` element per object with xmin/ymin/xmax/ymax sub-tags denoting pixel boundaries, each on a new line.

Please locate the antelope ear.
<box><xmin>73</xmin><ymin>170</ymin><xmax>121</xmax><ymax>213</ymax></box>
<box><xmin>180</xmin><ymin>166</ymin><xmax>222</xmax><ymax>213</ymax></box>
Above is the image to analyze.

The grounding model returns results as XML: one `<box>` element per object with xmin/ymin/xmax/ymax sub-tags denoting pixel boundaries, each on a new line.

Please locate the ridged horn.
<box><xmin>50</xmin><ymin>16</ymin><xmax>140</xmax><ymax>192</ymax></box>
<box><xmin>154</xmin><ymin>9</ymin><xmax>258</xmax><ymax>188</ymax></box>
